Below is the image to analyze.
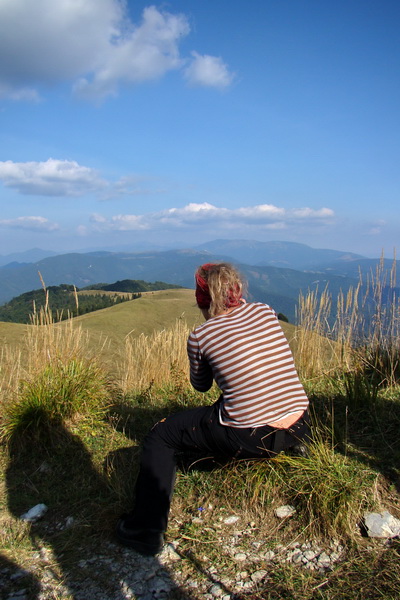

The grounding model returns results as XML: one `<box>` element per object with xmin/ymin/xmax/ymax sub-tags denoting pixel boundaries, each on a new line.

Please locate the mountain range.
<box><xmin>0</xmin><ymin>240</ymin><xmax>397</xmax><ymax>322</ymax></box>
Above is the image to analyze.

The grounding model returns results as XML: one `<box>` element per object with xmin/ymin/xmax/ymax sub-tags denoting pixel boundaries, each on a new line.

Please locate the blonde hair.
<box><xmin>196</xmin><ymin>262</ymin><xmax>246</xmax><ymax>317</ymax></box>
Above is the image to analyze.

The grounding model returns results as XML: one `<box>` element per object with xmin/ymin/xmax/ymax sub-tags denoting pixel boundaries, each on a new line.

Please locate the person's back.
<box><xmin>188</xmin><ymin>301</ymin><xmax>309</xmax><ymax>427</ymax></box>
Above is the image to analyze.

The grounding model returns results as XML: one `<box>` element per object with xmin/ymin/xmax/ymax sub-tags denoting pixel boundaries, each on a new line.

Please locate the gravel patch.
<box><xmin>1</xmin><ymin>532</ymin><xmax>348</xmax><ymax>600</ymax></box>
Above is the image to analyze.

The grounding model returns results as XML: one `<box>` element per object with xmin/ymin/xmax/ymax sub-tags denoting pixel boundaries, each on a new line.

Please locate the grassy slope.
<box><xmin>72</xmin><ymin>289</ymin><xmax>203</xmax><ymax>363</ymax></box>
<box><xmin>0</xmin><ymin>288</ymin><xmax>298</xmax><ymax>357</ymax></box>
<box><xmin>0</xmin><ymin>321</ymin><xmax>29</xmax><ymax>349</ymax></box>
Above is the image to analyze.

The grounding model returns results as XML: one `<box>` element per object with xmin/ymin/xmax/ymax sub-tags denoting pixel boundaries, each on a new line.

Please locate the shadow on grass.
<box><xmin>106</xmin><ymin>399</ymin><xmax>223</xmax><ymax>485</ymax></box>
<box><xmin>310</xmin><ymin>391</ymin><xmax>400</xmax><ymax>494</ymax></box>
<box><xmin>4</xmin><ymin>413</ymin><xmax>201</xmax><ymax>600</ymax></box>
<box><xmin>0</xmin><ymin>552</ymin><xmax>41</xmax><ymax>599</ymax></box>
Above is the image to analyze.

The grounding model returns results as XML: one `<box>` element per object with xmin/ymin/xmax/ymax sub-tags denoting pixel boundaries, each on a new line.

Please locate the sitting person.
<box><xmin>116</xmin><ymin>262</ymin><xmax>310</xmax><ymax>555</ymax></box>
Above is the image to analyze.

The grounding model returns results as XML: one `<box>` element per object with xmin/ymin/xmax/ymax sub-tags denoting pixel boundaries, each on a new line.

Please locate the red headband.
<box><xmin>195</xmin><ymin>263</ymin><xmax>214</xmax><ymax>309</ymax></box>
<box><xmin>195</xmin><ymin>263</ymin><xmax>242</xmax><ymax>310</ymax></box>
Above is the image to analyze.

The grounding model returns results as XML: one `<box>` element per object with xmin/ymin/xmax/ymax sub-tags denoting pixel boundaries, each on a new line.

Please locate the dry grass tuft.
<box><xmin>117</xmin><ymin>318</ymin><xmax>192</xmax><ymax>393</ymax></box>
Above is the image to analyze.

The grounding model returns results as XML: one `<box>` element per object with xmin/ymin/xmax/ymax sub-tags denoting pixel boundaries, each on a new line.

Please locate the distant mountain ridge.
<box><xmin>194</xmin><ymin>239</ymin><xmax>366</xmax><ymax>271</ymax></box>
<box><xmin>0</xmin><ymin>239</ymin><xmax>367</xmax><ymax>271</ymax></box>
<box><xmin>0</xmin><ymin>240</ymin><xmax>397</xmax><ymax>323</ymax></box>
<box><xmin>0</xmin><ymin>247</ymin><xmax>59</xmax><ymax>267</ymax></box>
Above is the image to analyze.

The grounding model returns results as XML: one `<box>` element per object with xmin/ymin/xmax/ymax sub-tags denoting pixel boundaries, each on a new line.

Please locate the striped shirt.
<box><xmin>187</xmin><ymin>302</ymin><xmax>309</xmax><ymax>428</ymax></box>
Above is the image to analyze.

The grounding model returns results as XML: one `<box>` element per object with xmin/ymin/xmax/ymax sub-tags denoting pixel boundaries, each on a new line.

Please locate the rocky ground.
<box><xmin>4</xmin><ymin>502</ymin><xmax>398</xmax><ymax>600</ymax></box>
<box><xmin>2</xmin><ymin>524</ymin><xmax>346</xmax><ymax>600</ymax></box>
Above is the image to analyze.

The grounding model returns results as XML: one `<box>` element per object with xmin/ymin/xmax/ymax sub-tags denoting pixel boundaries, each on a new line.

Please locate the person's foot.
<box><xmin>287</xmin><ymin>443</ymin><xmax>309</xmax><ymax>458</ymax></box>
<box><xmin>115</xmin><ymin>515</ymin><xmax>164</xmax><ymax>556</ymax></box>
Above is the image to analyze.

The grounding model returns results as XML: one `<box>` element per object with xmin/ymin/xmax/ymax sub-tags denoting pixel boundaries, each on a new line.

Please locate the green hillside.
<box><xmin>73</xmin><ymin>288</ymin><xmax>201</xmax><ymax>350</ymax></box>
<box><xmin>0</xmin><ymin>289</ymin><xmax>199</xmax><ymax>359</ymax></box>
<box><xmin>0</xmin><ymin>279</ymin><xmax>182</xmax><ymax>324</ymax></box>
<box><xmin>74</xmin><ymin>288</ymin><xmax>296</xmax><ymax>356</ymax></box>
<box><xmin>0</xmin><ymin>288</ymin><xmax>297</xmax><ymax>364</ymax></box>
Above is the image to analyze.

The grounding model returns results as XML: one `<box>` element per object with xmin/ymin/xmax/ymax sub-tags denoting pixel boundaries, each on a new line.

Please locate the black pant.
<box><xmin>126</xmin><ymin>402</ymin><xmax>309</xmax><ymax>532</ymax></box>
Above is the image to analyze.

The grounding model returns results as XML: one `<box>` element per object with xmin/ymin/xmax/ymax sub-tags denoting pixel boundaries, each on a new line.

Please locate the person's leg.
<box><xmin>115</xmin><ymin>432</ymin><xmax>171</xmax><ymax>555</ymax></box>
<box><xmin>116</xmin><ymin>406</ymin><xmax>310</xmax><ymax>554</ymax></box>
<box><xmin>128</xmin><ymin>406</ymin><xmax>311</xmax><ymax>529</ymax></box>
<box><xmin>116</xmin><ymin>404</ymin><xmax>218</xmax><ymax>554</ymax></box>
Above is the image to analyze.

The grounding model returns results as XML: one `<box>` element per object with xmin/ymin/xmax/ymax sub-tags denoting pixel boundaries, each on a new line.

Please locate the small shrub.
<box><xmin>270</xmin><ymin>440</ymin><xmax>379</xmax><ymax>538</ymax></box>
<box><xmin>1</xmin><ymin>358</ymin><xmax>113</xmax><ymax>441</ymax></box>
<box><xmin>206</xmin><ymin>432</ymin><xmax>380</xmax><ymax>540</ymax></box>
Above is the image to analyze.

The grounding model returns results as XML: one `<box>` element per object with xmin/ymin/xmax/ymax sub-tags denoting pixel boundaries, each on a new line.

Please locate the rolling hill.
<box><xmin>0</xmin><ymin>280</ymin><xmax>183</xmax><ymax>324</ymax></box>
<box><xmin>0</xmin><ymin>288</ymin><xmax>298</xmax><ymax>369</ymax></box>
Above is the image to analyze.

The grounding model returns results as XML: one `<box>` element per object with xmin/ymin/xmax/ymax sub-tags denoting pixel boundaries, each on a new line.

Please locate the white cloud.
<box><xmin>74</xmin><ymin>5</ymin><xmax>190</xmax><ymax>100</ymax></box>
<box><xmin>0</xmin><ymin>216</ymin><xmax>59</xmax><ymax>231</ymax></box>
<box><xmin>90</xmin><ymin>202</ymin><xmax>335</xmax><ymax>232</ymax></box>
<box><xmin>365</xmin><ymin>219</ymin><xmax>386</xmax><ymax>236</ymax></box>
<box><xmin>0</xmin><ymin>1</ymin><xmax>234</xmax><ymax>100</ymax></box>
<box><xmin>0</xmin><ymin>83</ymin><xmax>40</xmax><ymax>102</ymax></box>
<box><xmin>236</xmin><ymin>204</ymin><xmax>285</xmax><ymax>219</ymax></box>
<box><xmin>292</xmin><ymin>207</ymin><xmax>334</xmax><ymax>219</ymax></box>
<box><xmin>90</xmin><ymin>213</ymin><xmax>108</xmax><ymax>224</ymax></box>
<box><xmin>110</xmin><ymin>214</ymin><xmax>149</xmax><ymax>230</ymax></box>
<box><xmin>166</xmin><ymin>202</ymin><xmax>225</xmax><ymax>219</ymax></box>
<box><xmin>0</xmin><ymin>159</ymin><xmax>106</xmax><ymax>196</ymax></box>
<box><xmin>184</xmin><ymin>52</ymin><xmax>235</xmax><ymax>89</ymax></box>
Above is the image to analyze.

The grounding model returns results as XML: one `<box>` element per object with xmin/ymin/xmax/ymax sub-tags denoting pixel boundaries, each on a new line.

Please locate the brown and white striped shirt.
<box><xmin>187</xmin><ymin>302</ymin><xmax>309</xmax><ymax>428</ymax></box>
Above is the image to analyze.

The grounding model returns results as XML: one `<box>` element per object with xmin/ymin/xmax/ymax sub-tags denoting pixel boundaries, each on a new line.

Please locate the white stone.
<box><xmin>330</xmin><ymin>552</ymin><xmax>341</xmax><ymax>562</ymax></box>
<box><xmin>210</xmin><ymin>583</ymin><xmax>223</xmax><ymax>597</ymax></box>
<box><xmin>292</xmin><ymin>552</ymin><xmax>303</xmax><ymax>564</ymax></box>
<box><xmin>223</xmin><ymin>516</ymin><xmax>240</xmax><ymax>525</ymax></box>
<box><xmin>20</xmin><ymin>503</ymin><xmax>48</xmax><ymax>522</ymax></box>
<box><xmin>317</xmin><ymin>552</ymin><xmax>331</xmax><ymax>568</ymax></box>
<box><xmin>274</xmin><ymin>505</ymin><xmax>296</xmax><ymax>519</ymax></box>
<box><xmin>234</xmin><ymin>553</ymin><xmax>247</xmax><ymax>562</ymax></box>
<box><xmin>159</xmin><ymin>543</ymin><xmax>181</xmax><ymax>562</ymax></box>
<box><xmin>251</xmin><ymin>570</ymin><xmax>267</xmax><ymax>583</ymax></box>
<box><xmin>364</xmin><ymin>511</ymin><xmax>400</xmax><ymax>538</ymax></box>
<box><xmin>303</xmin><ymin>550</ymin><xmax>318</xmax><ymax>561</ymax></box>
<box><xmin>243</xmin><ymin>581</ymin><xmax>253</xmax><ymax>589</ymax></box>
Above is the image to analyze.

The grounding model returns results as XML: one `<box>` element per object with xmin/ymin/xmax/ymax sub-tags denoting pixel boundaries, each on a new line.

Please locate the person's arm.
<box><xmin>187</xmin><ymin>331</ymin><xmax>214</xmax><ymax>392</ymax></box>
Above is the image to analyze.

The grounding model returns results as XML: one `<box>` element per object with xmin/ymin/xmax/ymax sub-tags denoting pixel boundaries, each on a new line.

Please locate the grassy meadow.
<box><xmin>0</xmin><ymin>282</ymin><xmax>400</xmax><ymax>599</ymax></box>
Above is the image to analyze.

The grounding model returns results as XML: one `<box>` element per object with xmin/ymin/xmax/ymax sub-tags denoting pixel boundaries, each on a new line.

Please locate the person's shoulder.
<box><xmin>246</xmin><ymin>302</ymin><xmax>279</xmax><ymax>319</ymax></box>
<box><xmin>247</xmin><ymin>301</ymin><xmax>275</xmax><ymax>312</ymax></box>
<box><xmin>190</xmin><ymin>320</ymin><xmax>208</xmax><ymax>337</ymax></box>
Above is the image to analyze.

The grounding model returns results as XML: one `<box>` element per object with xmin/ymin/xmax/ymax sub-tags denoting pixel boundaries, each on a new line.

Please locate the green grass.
<box><xmin>1</xmin><ymin>290</ymin><xmax>400</xmax><ymax>599</ymax></box>
<box><xmin>1</xmin><ymin>357</ymin><xmax>114</xmax><ymax>441</ymax></box>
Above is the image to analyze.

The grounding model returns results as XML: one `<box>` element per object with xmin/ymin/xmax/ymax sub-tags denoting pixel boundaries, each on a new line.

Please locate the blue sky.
<box><xmin>0</xmin><ymin>0</ymin><xmax>399</xmax><ymax>258</ymax></box>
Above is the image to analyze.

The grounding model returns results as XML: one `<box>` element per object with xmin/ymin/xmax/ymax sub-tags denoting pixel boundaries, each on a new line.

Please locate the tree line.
<box><xmin>0</xmin><ymin>279</ymin><xmax>181</xmax><ymax>324</ymax></box>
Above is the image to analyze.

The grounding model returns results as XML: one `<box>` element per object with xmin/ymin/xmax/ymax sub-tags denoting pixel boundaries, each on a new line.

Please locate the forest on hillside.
<box><xmin>0</xmin><ymin>279</ymin><xmax>181</xmax><ymax>324</ymax></box>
